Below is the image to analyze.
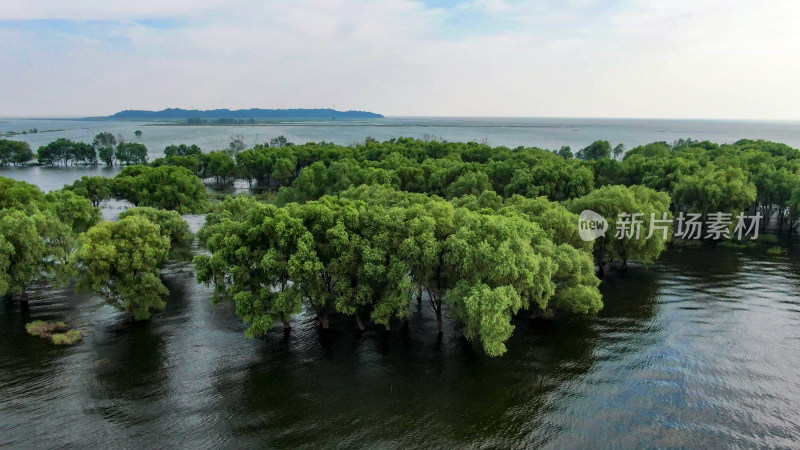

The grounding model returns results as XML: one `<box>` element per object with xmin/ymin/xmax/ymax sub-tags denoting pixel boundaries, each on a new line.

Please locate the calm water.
<box><xmin>2</xmin><ymin>119</ymin><xmax>800</xmax><ymax>447</ymax></box>
<box><xmin>2</xmin><ymin>245</ymin><xmax>800</xmax><ymax>447</ymax></box>
<box><xmin>2</xmin><ymin>117</ymin><xmax>799</xmax><ymax>193</ymax></box>
<box><xmin>2</xmin><ymin>117</ymin><xmax>800</xmax><ymax>161</ymax></box>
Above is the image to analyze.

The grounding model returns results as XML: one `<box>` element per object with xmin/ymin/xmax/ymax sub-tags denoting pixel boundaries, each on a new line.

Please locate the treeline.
<box><xmin>195</xmin><ymin>185</ymin><xmax>618</xmax><ymax>356</ymax></box>
<box><xmin>65</xmin><ymin>165</ymin><xmax>209</xmax><ymax>213</ymax></box>
<box><xmin>150</xmin><ymin>136</ymin><xmax>800</xmax><ymax>230</ymax></box>
<box><xmin>0</xmin><ymin>132</ymin><xmax>148</xmax><ymax>167</ymax></box>
<box><xmin>0</xmin><ymin>175</ymin><xmax>197</xmax><ymax>319</ymax></box>
<box><xmin>38</xmin><ymin>133</ymin><xmax>148</xmax><ymax>166</ymax></box>
<box><xmin>186</xmin><ymin>118</ymin><xmax>257</xmax><ymax>125</ymax></box>
<box><xmin>11</xmin><ymin>133</ymin><xmax>800</xmax><ymax>232</ymax></box>
<box><xmin>7</xmin><ymin>134</ymin><xmax>800</xmax><ymax>355</ymax></box>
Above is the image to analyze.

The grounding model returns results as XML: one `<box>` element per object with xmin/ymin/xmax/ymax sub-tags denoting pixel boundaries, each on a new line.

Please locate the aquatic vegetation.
<box><xmin>25</xmin><ymin>320</ymin><xmax>81</xmax><ymax>345</ymax></box>
<box><xmin>51</xmin><ymin>329</ymin><xmax>82</xmax><ymax>345</ymax></box>
<box><xmin>767</xmin><ymin>246</ymin><xmax>786</xmax><ymax>256</ymax></box>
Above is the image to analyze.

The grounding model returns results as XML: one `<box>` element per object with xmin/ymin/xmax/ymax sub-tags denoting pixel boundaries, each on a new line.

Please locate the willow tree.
<box><xmin>119</xmin><ymin>207</ymin><xmax>193</xmax><ymax>249</ymax></box>
<box><xmin>0</xmin><ymin>179</ymin><xmax>98</xmax><ymax>301</ymax></box>
<box><xmin>399</xmin><ymin>199</ymin><xmax>458</xmax><ymax>332</ymax></box>
<box><xmin>113</xmin><ymin>165</ymin><xmax>210</xmax><ymax>213</ymax></box>
<box><xmin>73</xmin><ymin>215</ymin><xmax>170</xmax><ymax>320</ymax></box>
<box><xmin>502</xmin><ymin>195</ymin><xmax>601</xmax><ymax>314</ymax></box>
<box><xmin>194</xmin><ymin>197</ymin><xmax>310</xmax><ymax>332</ymax></box>
<box><xmin>444</xmin><ymin>211</ymin><xmax>557</xmax><ymax>356</ymax></box>
<box><xmin>65</xmin><ymin>176</ymin><xmax>113</xmax><ymax>207</ymax></box>
<box><xmin>328</xmin><ymin>203</ymin><xmax>411</xmax><ymax>330</ymax></box>
<box><xmin>0</xmin><ymin>209</ymin><xmax>63</xmax><ymax>302</ymax></box>
<box><xmin>567</xmin><ymin>184</ymin><xmax>673</xmax><ymax>272</ymax></box>
<box><xmin>671</xmin><ymin>164</ymin><xmax>757</xmax><ymax>217</ymax></box>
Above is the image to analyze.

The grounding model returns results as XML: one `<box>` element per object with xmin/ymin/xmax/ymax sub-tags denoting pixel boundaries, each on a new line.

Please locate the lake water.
<box><xmin>2</xmin><ymin>245</ymin><xmax>800</xmax><ymax>447</ymax></box>
<box><xmin>3</xmin><ymin>117</ymin><xmax>800</xmax><ymax>161</ymax></box>
<box><xmin>2</xmin><ymin>118</ymin><xmax>800</xmax><ymax>447</ymax></box>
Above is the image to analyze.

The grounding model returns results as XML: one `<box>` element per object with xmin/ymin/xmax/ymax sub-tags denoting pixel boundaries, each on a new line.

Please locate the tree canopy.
<box><xmin>73</xmin><ymin>215</ymin><xmax>171</xmax><ymax>320</ymax></box>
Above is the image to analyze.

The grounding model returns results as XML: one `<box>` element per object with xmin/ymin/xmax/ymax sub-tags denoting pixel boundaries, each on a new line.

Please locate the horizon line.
<box><xmin>2</xmin><ymin>115</ymin><xmax>800</xmax><ymax>123</ymax></box>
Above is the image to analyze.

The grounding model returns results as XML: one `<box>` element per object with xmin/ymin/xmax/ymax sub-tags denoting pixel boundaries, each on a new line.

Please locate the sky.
<box><xmin>1</xmin><ymin>0</ymin><xmax>799</xmax><ymax>119</ymax></box>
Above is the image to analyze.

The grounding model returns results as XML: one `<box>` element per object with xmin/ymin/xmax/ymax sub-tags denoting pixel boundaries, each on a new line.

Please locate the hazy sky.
<box><xmin>1</xmin><ymin>0</ymin><xmax>799</xmax><ymax>119</ymax></box>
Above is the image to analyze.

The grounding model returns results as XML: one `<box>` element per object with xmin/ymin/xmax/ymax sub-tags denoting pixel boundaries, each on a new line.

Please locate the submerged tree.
<box><xmin>93</xmin><ymin>132</ymin><xmax>117</xmax><ymax>167</ymax></box>
<box><xmin>567</xmin><ymin>184</ymin><xmax>672</xmax><ymax>272</ymax></box>
<box><xmin>64</xmin><ymin>176</ymin><xmax>113</xmax><ymax>207</ymax></box>
<box><xmin>119</xmin><ymin>207</ymin><xmax>193</xmax><ymax>256</ymax></box>
<box><xmin>0</xmin><ymin>139</ymin><xmax>33</xmax><ymax>166</ymax></box>
<box><xmin>73</xmin><ymin>215</ymin><xmax>170</xmax><ymax>320</ymax></box>
<box><xmin>113</xmin><ymin>165</ymin><xmax>210</xmax><ymax>213</ymax></box>
<box><xmin>0</xmin><ymin>178</ymin><xmax>99</xmax><ymax>301</ymax></box>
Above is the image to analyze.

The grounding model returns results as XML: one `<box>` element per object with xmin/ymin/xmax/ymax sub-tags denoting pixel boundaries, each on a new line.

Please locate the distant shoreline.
<box><xmin>90</xmin><ymin>107</ymin><xmax>384</xmax><ymax>120</ymax></box>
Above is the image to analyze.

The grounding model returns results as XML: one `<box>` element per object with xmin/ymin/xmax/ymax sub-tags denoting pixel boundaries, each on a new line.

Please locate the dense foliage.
<box><xmin>196</xmin><ymin>186</ymin><xmax>603</xmax><ymax>356</ymax></box>
<box><xmin>6</xmin><ymin>132</ymin><xmax>800</xmax><ymax>356</ymax></box>
<box><xmin>73</xmin><ymin>215</ymin><xmax>171</xmax><ymax>320</ymax></box>
<box><xmin>0</xmin><ymin>177</ymin><xmax>101</xmax><ymax>300</ymax></box>
<box><xmin>0</xmin><ymin>139</ymin><xmax>33</xmax><ymax>165</ymax></box>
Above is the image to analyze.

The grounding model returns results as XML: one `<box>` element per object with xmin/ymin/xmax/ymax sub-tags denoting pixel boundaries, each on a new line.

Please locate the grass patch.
<box><xmin>52</xmin><ymin>329</ymin><xmax>83</xmax><ymax>345</ymax></box>
<box><xmin>767</xmin><ymin>246</ymin><xmax>787</xmax><ymax>256</ymax></box>
<box><xmin>25</xmin><ymin>320</ymin><xmax>81</xmax><ymax>345</ymax></box>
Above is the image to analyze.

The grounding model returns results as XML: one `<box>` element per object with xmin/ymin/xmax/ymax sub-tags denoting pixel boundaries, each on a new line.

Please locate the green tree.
<box><xmin>116</xmin><ymin>142</ymin><xmax>149</xmax><ymax>165</ymax></box>
<box><xmin>557</xmin><ymin>145</ymin><xmax>573</xmax><ymax>159</ymax></box>
<box><xmin>93</xmin><ymin>132</ymin><xmax>117</xmax><ymax>167</ymax></box>
<box><xmin>135</xmin><ymin>130</ymin><xmax>143</xmax><ymax>139</ymax></box>
<box><xmin>164</xmin><ymin>144</ymin><xmax>202</xmax><ymax>158</ymax></box>
<box><xmin>37</xmin><ymin>138</ymin><xmax>75</xmax><ymax>166</ymax></box>
<box><xmin>446</xmin><ymin>171</ymin><xmax>492</xmax><ymax>199</ymax></box>
<box><xmin>43</xmin><ymin>189</ymin><xmax>102</xmax><ymax>234</ymax></box>
<box><xmin>228</xmin><ymin>135</ymin><xmax>246</xmax><ymax>155</ymax></box>
<box><xmin>201</xmin><ymin>151</ymin><xmax>236</xmax><ymax>184</ymax></box>
<box><xmin>671</xmin><ymin>165</ymin><xmax>757</xmax><ymax>217</ymax></box>
<box><xmin>0</xmin><ymin>140</ymin><xmax>33</xmax><ymax>166</ymax></box>
<box><xmin>73</xmin><ymin>142</ymin><xmax>97</xmax><ymax>165</ymax></box>
<box><xmin>444</xmin><ymin>212</ymin><xmax>557</xmax><ymax>356</ymax></box>
<box><xmin>613</xmin><ymin>143</ymin><xmax>625</xmax><ymax>160</ymax></box>
<box><xmin>235</xmin><ymin>148</ymin><xmax>272</xmax><ymax>186</ymax></box>
<box><xmin>0</xmin><ymin>177</ymin><xmax>45</xmax><ymax>209</ymax></box>
<box><xmin>269</xmin><ymin>135</ymin><xmax>290</xmax><ymax>147</ymax></box>
<box><xmin>114</xmin><ymin>165</ymin><xmax>210</xmax><ymax>213</ymax></box>
<box><xmin>119</xmin><ymin>207</ymin><xmax>193</xmax><ymax>252</ymax></box>
<box><xmin>567</xmin><ymin>185</ymin><xmax>673</xmax><ymax>272</ymax></box>
<box><xmin>64</xmin><ymin>176</ymin><xmax>113</xmax><ymax>207</ymax></box>
<box><xmin>576</xmin><ymin>140</ymin><xmax>612</xmax><ymax>161</ymax></box>
<box><xmin>0</xmin><ymin>209</ymin><xmax>60</xmax><ymax>301</ymax></box>
<box><xmin>73</xmin><ymin>215</ymin><xmax>170</xmax><ymax>320</ymax></box>
<box><xmin>194</xmin><ymin>200</ymin><xmax>305</xmax><ymax>332</ymax></box>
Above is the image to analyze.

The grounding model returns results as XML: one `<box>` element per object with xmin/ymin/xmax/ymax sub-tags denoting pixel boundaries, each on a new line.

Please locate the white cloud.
<box><xmin>1</xmin><ymin>0</ymin><xmax>800</xmax><ymax>119</ymax></box>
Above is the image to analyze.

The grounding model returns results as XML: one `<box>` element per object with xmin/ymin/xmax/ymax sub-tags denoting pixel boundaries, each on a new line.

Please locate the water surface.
<box><xmin>2</xmin><ymin>244</ymin><xmax>800</xmax><ymax>447</ymax></box>
<box><xmin>2</xmin><ymin>119</ymin><xmax>800</xmax><ymax>447</ymax></box>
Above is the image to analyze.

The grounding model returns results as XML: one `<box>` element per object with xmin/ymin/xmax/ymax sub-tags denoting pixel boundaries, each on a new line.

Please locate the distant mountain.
<box><xmin>95</xmin><ymin>108</ymin><xmax>383</xmax><ymax>120</ymax></box>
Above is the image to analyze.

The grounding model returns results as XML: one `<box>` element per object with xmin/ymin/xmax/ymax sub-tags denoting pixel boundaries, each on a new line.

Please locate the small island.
<box><xmin>90</xmin><ymin>108</ymin><xmax>384</xmax><ymax>122</ymax></box>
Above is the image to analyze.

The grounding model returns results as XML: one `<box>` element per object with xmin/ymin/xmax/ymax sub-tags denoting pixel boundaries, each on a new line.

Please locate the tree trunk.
<box><xmin>319</xmin><ymin>310</ymin><xmax>330</xmax><ymax>329</ymax></box>
<box><xmin>436</xmin><ymin>308</ymin><xmax>443</xmax><ymax>334</ymax></box>
<box><xmin>384</xmin><ymin>322</ymin><xmax>391</xmax><ymax>331</ymax></box>
<box><xmin>18</xmin><ymin>290</ymin><xmax>29</xmax><ymax>307</ymax></box>
<box><xmin>621</xmin><ymin>258</ymin><xmax>628</xmax><ymax>271</ymax></box>
<box><xmin>597</xmin><ymin>264</ymin><xmax>605</xmax><ymax>278</ymax></box>
<box><xmin>282</xmin><ymin>318</ymin><xmax>291</xmax><ymax>330</ymax></box>
<box><xmin>354</xmin><ymin>313</ymin><xmax>365</xmax><ymax>331</ymax></box>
